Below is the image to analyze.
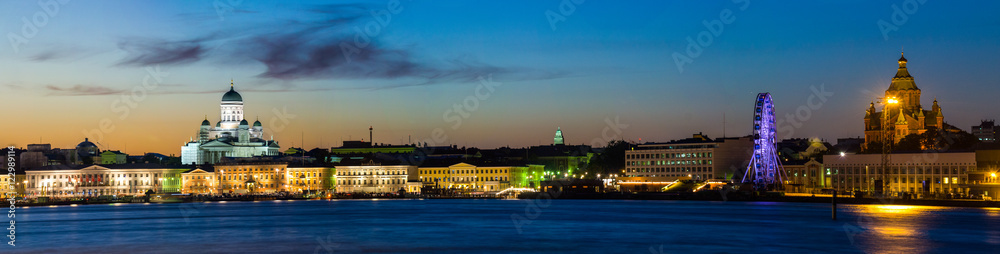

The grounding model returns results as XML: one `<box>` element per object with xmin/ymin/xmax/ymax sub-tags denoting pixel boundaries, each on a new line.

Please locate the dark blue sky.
<box><xmin>2</xmin><ymin>0</ymin><xmax>1000</xmax><ymax>154</ymax></box>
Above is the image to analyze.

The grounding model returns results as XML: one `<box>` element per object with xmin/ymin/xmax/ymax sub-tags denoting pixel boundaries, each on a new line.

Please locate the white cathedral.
<box><xmin>181</xmin><ymin>81</ymin><xmax>280</xmax><ymax>165</ymax></box>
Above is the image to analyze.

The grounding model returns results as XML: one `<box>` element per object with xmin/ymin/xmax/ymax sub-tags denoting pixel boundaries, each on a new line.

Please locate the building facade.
<box><xmin>287</xmin><ymin>166</ymin><xmax>336</xmax><ymax>194</ymax></box>
<box><xmin>782</xmin><ymin>158</ymin><xmax>828</xmax><ymax>193</ymax></box>
<box><xmin>215</xmin><ymin>162</ymin><xmax>289</xmax><ymax>194</ymax></box>
<box><xmin>864</xmin><ymin>53</ymin><xmax>945</xmax><ymax>149</ymax></box>
<box><xmin>418</xmin><ymin>162</ymin><xmax>542</xmax><ymax>193</ymax></box>
<box><xmin>972</xmin><ymin>120</ymin><xmax>998</xmax><ymax>143</ymax></box>
<box><xmin>181</xmin><ymin>168</ymin><xmax>216</xmax><ymax>195</ymax></box>
<box><xmin>25</xmin><ymin>164</ymin><xmax>186</xmax><ymax>197</ymax></box>
<box><xmin>181</xmin><ymin>81</ymin><xmax>280</xmax><ymax>165</ymax></box>
<box><xmin>335</xmin><ymin>162</ymin><xmax>419</xmax><ymax>193</ymax></box>
<box><xmin>100</xmin><ymin>150</ymin><xmax>127</xmax><ymax>164</ymax></box>
<box><xmin>823</xmin><ymin>152</ymin><xmax>973</xmax><ymax>197</ymax></box>
<box><xmin>620</xmin><ymin>134</ymin><xmax>753</xmax><ymax>191</ymax></box>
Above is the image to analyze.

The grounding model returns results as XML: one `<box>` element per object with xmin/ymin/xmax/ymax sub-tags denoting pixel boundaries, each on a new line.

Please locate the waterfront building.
<box><xmin>335</xmin><ymin>160</ymin><xmax>420</xmax><ymax>194</ymax></box>
<box><xmin>619</xmin><ymin>133</ymin><xmax>753</xmax><ymax>191</ymax></box>
<box><xmin>1</xmin><ymin>169</ymin><xmax>27</xmax><ymax>198</ymax></box>
<box><xmin>863</xmin><ymin>53</ymin><xmax>945</xmax><ymax>149</ymax></box>
<box><xmin>972</xmin><ymin>120</ymin><xmax>998</xmax><ymax>143</ymax></box>
<box><xmin>782</xmin><ymin>158</ymin><xmax>828</xmax><ymax>193</ymax></box>
<box><xmin>181</xmin><ymin>168</ymin><xmax>216</xmax><ymax>195</ymax></box>
<box><xmin>181</xmin><ymin>81</ymin><xmax>281</xmax><ymax>165</ymax></box>
<box><xmin>287</xmin><ymin>166</ymin><xmax>336</xmax><ymax>194</ymax></box>
<box><xmin>215</xmin><ymin>162</ymin><xmax>289</xmax><ymax>194</ymax></box>
<box><xmin>969</xmin><ymin>149</ymin><xmax>1000</xmax><ymax>200</ymax></box>
<box><xmin>823</xmin><ymin>152</ymin><xmax>973</xmax><ymax>197</ymax></box>
<box><xmin>25</xmin><ymin>164</ymin><xmax>186</xmax><ymax>197</ymax></box>
<box><xmin>418</xmin><ymin>162</ymin><xmax>544</xmax><ymax>193</ymax></box>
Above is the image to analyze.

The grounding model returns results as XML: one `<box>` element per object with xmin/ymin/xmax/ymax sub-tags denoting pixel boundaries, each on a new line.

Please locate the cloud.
<box><xmin>110</xmin><ymin>3</ymin><xmax>569</xmax><ymax>89</ymax></box>
<box><xmin>46</xmin><ymin>85</ymin><xmax>125</xmax><ymax>96</ymax></box>
<box><xmin>115</xmin><ymin>38</ymin><xmax>205</xmax><ymax>66</ymax></box>
<box><xmin>28</xmin><ymin>46</ymin><xmax>107</xmax><ymax>62</ymax></box>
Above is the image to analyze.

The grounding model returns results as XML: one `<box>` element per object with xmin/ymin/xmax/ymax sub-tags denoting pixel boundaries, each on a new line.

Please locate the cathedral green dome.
<box><xmin>201</xmin><ymin>119</ymin><xmax>210</xmax><ymax>126</ymax></box>
<box><xmin>222</xmin><ymin>86</ymin><xmax>242</xmax><ymax>102</ymax></box>
<box><xmin>239</xmin><ymin>119</ymin><xmax>249</xmax><ymax>126</ymax></box>
<box><xmin>253</xmin><ymin>120</ymin><xmax>262</xmax><ymax>127</ymax></box>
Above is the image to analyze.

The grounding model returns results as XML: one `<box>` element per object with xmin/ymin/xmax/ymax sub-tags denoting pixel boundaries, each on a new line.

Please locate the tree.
<box><xmin>81</xmin><ymin>156</ymin><xmax>94</xmax><ymax>165</ymax></box>
<box><xmin>584</xmin><ymin>140</ymin><xmax>633</xmax><ymax>177</ymax></box>
<box><xmin>895</xmin><ymin>134</ymin><xmax>923</xmax><ymax>152</ymax></box>
<box><xmin>889</xmin><ymin>127</ymin><xmax>980</xmax><ymax>152</ymax></box>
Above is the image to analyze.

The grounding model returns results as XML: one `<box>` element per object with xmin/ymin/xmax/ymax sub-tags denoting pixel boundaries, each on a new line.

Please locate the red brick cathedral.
<box><xmin>864</xmin><ymin>53</ymin><xmax>944</xmax><ymax>150</ymax></box>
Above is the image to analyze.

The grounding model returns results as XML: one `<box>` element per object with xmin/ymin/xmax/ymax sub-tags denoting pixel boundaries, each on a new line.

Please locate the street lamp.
<box><xmin>879</xmin><ymin>96</ymin><xmax>899</xmax><ymax>196</ymax></box>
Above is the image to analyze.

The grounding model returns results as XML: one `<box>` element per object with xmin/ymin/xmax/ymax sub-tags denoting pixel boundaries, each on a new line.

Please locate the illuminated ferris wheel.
<box><xmin>742</xmin><ymin>93</ymin><xmax>784</xmax><ymax>189</ymax></box>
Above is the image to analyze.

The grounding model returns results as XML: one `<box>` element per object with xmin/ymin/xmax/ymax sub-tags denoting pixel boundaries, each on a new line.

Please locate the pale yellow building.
<box><xmin>216</xmin><ymin>162</ymin><xmax>288</xmax><ymax>194</ymax></box>
<box><xmin>181</xmin><ymin>168</ymin><xmax>216</xmax><ymax>195</ymax></box>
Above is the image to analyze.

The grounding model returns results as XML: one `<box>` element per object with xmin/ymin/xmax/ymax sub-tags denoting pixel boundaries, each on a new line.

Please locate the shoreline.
<box><xmin>14</xmin><ymin>193</ymin><xmax>1000</xmax><ymax>208</ymax></box>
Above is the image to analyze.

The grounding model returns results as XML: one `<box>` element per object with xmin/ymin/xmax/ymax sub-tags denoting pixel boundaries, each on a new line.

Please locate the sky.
<box><xmin>2</xmin><ymin>0</ymin><xmax>1000</xmax><ymax>155</ymax></box>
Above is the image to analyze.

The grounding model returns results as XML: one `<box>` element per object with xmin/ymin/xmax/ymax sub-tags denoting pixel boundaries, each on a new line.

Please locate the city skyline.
<box><xmin>4</xmin><ymin>1</ymin><xmax>1000</xmax><ymax>155</ymax></box>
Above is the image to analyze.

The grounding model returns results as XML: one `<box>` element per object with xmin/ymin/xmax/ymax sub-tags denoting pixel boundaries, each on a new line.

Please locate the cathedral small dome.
<box><xmin>201</xmin><ymin>119</ymin><xmax>211</xmax><ymax>126</ymax></box>
<box><xmin>216</xmin><ymin>121</ymin><xmax>221</xmax><ymax>127</ymax></box>
<box><xmin>239</xmin><ymin>119</ymin><xmax>249</xmax><ymax>126</ymax></box>
<box><xmin>77</xmin><ymin>138</ymin><xmax>97</xmax><ymax>149</ymax></box>
<box><xmin>253</xmin><ymin>120</ymin><xmax>262</xmax><ymax>127</ymax></box>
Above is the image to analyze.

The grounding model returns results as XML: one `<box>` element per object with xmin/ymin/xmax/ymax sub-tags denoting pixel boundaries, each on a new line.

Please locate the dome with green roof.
<box><xmin>222</xmin><ymin>81</ymin><xmax>243</xmax><ymax>102</ymax></box>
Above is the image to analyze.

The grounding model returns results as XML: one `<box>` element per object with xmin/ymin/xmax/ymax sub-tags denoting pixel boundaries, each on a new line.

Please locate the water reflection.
<box><xmin>845</xmin><ymin>205</ymin><xmax>949</xmax><ymax>253</ymax></box>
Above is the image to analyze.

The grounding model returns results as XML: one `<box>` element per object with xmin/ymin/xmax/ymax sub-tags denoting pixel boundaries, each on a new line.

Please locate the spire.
<box><xmin>895</xmin><ymin>108</ymin><xmax>908</xmax><ymax>125</ymax></box>
<box><xmin>888</xmin><ymin>51</ymin><xmax>917</xmax><ymax>91</ymax></box>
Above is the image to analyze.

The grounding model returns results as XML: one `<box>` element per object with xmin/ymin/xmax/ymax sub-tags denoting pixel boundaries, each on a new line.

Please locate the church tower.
<box><xmin>220</xmin><ymin>80</ymin><xmax>244</xmax><ymax>129</ymax></box>
<box><xmin>554</xmin><ymin>127</ymin><xmax>565</xmax><ymax>145</ymax></box>
<box><xmin>863</xmin><ymin>52</ymin><xmax>945</xmax><ymax>151</ymax></box>
<box><xmin>885</xmin><ymin>53</ymin><xmax>921</xmax><ymax>112</ymax></box>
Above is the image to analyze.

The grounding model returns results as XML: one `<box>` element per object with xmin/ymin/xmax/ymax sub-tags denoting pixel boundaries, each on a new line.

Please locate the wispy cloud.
<box><xmin>109</xmin><ymin>3</ymin><xmax>568</xmax><ymax>89</ymax></box>
<box><xmin>116</xmin><ymin>38</ymin><xmax>205</xmax><ymax>66</ymax></box>
<box><xmin>46</xmin><ymin>85</ymin><xmax>125</xmax><ymax>96</ymax></box>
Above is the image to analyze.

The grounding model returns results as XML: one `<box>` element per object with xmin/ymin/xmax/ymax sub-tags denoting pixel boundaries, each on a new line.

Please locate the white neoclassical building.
<box><xmin>335</xmin><ymin>161</ymin><xmax>421</xmax><ymax>193</ymax></box>
<box><xmin>182</xmin><ymin>81</ymin><xmax>280</xmax><ymax>165</ymax></box>
<box><xmin>25</xmin><ymin>164</ymin><xmax>187</xmax><ymax>197</ymax></box>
